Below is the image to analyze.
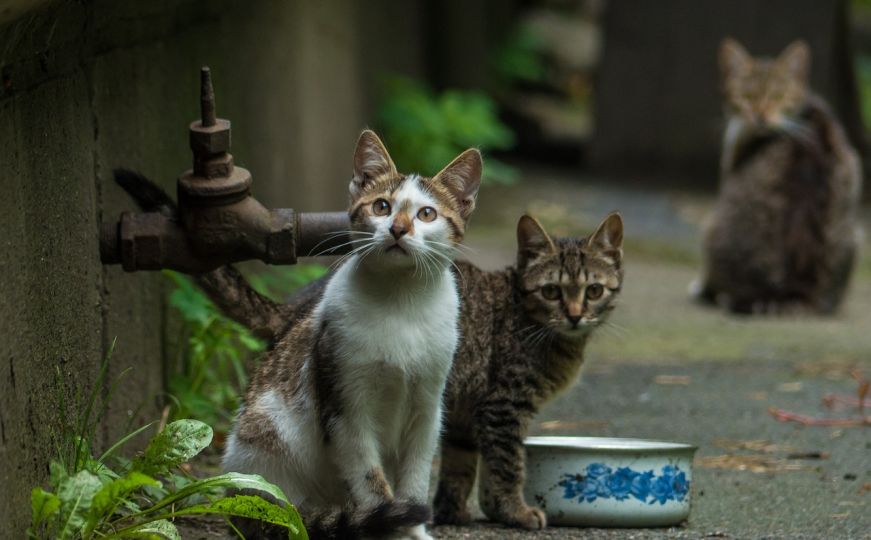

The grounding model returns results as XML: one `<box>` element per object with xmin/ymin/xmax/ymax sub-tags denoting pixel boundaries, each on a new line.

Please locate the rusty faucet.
<box><xmin>100</xmin><ymin>67</ymin><xmax>350</xmax><ymax>273</ymax></box>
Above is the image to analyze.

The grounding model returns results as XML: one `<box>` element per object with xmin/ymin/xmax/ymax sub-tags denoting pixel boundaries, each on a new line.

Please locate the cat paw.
<box><xmin>398</xmin><ymin>523</ymin><xmax>434</xmax><ymax>540</ymax></box>
<box><xmin>505</xmin><ymin>505</ymin><xmax>547</xmax><ymax>530</ymax></box>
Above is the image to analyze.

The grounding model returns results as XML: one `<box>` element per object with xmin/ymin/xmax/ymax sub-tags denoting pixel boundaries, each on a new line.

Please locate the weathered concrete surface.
<box><xmin>0</xmin><ymin>69</ymin><xmax>105</xmax><ymax>536</ymax></box>
<box><xmin>0</xmin><ymin>0</ymin><xmax>427</xmax><ymax>533</ymax></box>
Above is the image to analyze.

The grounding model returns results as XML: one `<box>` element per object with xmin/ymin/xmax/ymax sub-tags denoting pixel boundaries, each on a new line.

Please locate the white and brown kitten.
<box><xmin>695</xmin><ymin>39</ymin><xmax>862</xmax><ymax>314</ymax></box>
<box><xmin>223</xmin><ymin>131</ymin><xmax>481</xmax><ymax>539</ymax></box>
<box><xmin>115</xmin><ymin>131</ymin><xmax>482</xmax><ymax>539</ymax></box>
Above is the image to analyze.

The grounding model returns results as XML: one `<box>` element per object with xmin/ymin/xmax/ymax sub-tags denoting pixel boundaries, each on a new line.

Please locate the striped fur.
<box><xmin>434</xmin><ymin>213</ymin><xmax>624</xmax><ymax>530</ymax></box>
<box><xmin>696</xmin><ymin>39</ymin><xmax>862</xmax><ymax>314</ymax></box>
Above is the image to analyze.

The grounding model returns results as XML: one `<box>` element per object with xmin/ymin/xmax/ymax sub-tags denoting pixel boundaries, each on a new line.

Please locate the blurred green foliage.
<box><xmin>491</xmin><ymin>25</ymin><xmax>548</xmax><ymax>85</ymax></box>
<box><xmin>378</xmin><ymin>76</ymin><xmax>519</xmax><ymax>184</ymax></box>
<box><xmin>856</xmin><ymin>56</ymin><xmax>871</xmax><ymax>131</ymax></box>
<box><xmin>164</xmin><ymin>265</ymin><xmax>326</xmax><ymax>433</ymax></box>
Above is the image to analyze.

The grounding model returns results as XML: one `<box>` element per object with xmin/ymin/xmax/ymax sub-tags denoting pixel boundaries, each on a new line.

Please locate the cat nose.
<box><xmin>567</xmin><ymin>315</ymin><xmax>581</xmax><ymax>327</ymax></box>
<box><xmin>389</xmin><ymin>223</ymin><xmax>408</xmax><ymax>239</ymax></box>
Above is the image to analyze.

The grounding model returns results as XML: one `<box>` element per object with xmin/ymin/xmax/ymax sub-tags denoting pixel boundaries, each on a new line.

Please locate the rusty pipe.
<box><xmin>99</xmin><ymin>66</ymin><xmax>353</xmax><ymax>273</ymax></box>
<box><xmin>99</xmin><ymin>210</ymin><xmax>349</xmax><ymax>273</ymax></box>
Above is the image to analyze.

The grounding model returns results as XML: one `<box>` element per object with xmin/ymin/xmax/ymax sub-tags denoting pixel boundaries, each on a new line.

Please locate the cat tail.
<box><xmin>306</xmin><ymin>501</ymin><xmax>432</xmax><ymax>539</ymax></box>
<box><xmin>234</xmin><ymin>500</ymin><xmax>432</xmax><ymax>539</ymax></box>
<box><xmin>112</xmin><ymin>168</ymin><xmax>289</xmax><ymax>340</ymax></box>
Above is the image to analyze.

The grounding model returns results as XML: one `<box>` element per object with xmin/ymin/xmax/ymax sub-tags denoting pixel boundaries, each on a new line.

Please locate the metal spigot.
<box><xmin>100</xmin><ymin>67</ymin><xmax>350</xmax><ymax>273</ymax></box>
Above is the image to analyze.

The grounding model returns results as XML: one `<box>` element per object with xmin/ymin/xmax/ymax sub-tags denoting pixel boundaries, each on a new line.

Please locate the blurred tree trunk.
<box><xmin>591</xmin><ymin>0</ymin><xmax>865</xmax><ymax>181</ymax></box>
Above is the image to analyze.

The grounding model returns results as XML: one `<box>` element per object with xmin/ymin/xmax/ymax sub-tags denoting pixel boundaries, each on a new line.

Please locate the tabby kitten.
<box><xmin>116</xmin><ymin>130</ymin><xmax>482</xmax><ymax>540</ymax></box>
<box><xmin>694</xmin><ymin>38</ymin><xmax>862</xmax><ymax>314</ymax></box>
<box><xmin>433</xmin><ymin>213</ymin><xmax>624</xmax><ymax>529</ymax></box>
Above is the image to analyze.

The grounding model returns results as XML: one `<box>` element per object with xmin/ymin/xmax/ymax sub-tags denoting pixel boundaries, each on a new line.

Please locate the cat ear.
<box><xmin>433</xmin><ymin>148</ymin><xmax>482</xmax><ymax>221</ymax></box>
<box><xmin>588</xmin><ymin>212</ymin><xmax>624</xmax><ymax>259</ymax></box>
<box><xmin>777</xmin><ymin>40</ymin><xmax>810</xmax><ymax>82</ymax></box>
<box><xmin>351</xmin><ymin>130</ymin><xmax>397</xmax><ymax>196</ymax></box>
<box><xmin>719</xmin><ymin>38</ymin><xmax>751</xmax><ymax>80</ymax></box>
<box><xmin>516</xmin><ymin>214</ymin><xmax>556</xmax><ymax>267</ymax></box>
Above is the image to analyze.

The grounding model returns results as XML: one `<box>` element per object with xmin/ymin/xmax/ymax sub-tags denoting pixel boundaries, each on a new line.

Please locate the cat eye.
<box><xmin>586</xmin><ymin>284</ymin><xmax>604</xmax><ymax>300</ymax></box>
<box><xmin>417</xmin><ymin>206</ymin><xmax>437</xmax><ymax>222</ymax></box>
<box><xmin>372</xmin><ymin>199</ymin><xmax>391</xmax><ymax>216</ymax></box>
<box><xmin>541</xmin><ymin>284</ymin><xmax>562</xmax><ymax>300</ymax></box>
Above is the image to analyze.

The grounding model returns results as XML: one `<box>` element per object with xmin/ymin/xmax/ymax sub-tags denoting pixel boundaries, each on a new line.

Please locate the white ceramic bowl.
<box><xmin>523</xmin><ymin>436</ymin><xmax>697</xmax><ymax>527</ymax></box>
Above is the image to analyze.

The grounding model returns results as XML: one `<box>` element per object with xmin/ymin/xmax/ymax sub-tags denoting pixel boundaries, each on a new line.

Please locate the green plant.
<box><xmin>31</xmin><ymin>345</ymin><xmax>306</xmax><ymax>539</ymax></box>
<box><xmin>30</xmin><ymin>418</ymin><xmax>306</xmax><ymax>539</ymax></box>
<box><xmin>856</xmin><ymin>55</ymin><xmax>871</xmax><ymax>132</ymax></box>
<box><xmin>491</xmin><ymin>25</ymin><xmax>548</xmax><ymax>85</ymax></box>
<box><xmin>246</xmin><ymin>265</ymin><xmax>329</xmax><ymax>302</ymax></box>
<box><xmin>377</xmin><ymin>76</ymin><xmax>519</xmax><ymax>184</ymax></box>
<box><xmin>164</xmin><ymin>271</ymin><xmax>263</xmax><ymax>433</ymax></box>
<box><xmin>165</xmin><ymin>265</ymin><xmax>327</xmax><ymax>433</ymax></box>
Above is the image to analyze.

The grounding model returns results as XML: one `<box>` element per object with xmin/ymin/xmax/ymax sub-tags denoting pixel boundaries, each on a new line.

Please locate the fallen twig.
<box><xmin>769</xmin><ymin>369</ymin><xmax>870</xmax><ymax>427</ymax></box>
<box><xmin>822</xmin><ymin>394</ymin><xmax>871</xmax><ymax>411</ymax></box>
<box><xmin>768</xmin><ymin>406</ymin><xmax>871</xmax><ymax>427</ymax></box>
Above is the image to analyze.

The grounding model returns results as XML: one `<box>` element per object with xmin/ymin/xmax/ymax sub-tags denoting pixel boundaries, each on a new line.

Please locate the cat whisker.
<box><xmin>421</xmin><ymin>247</ymin><xmax>446</xmax><ymax>287</ymax></box>
<box><xmin>422</xmin><ymin>244</ymin><xmax>466</xmax><ymax>287</ymax></box>
<box><xmin>331</xmin><ymin>240</ymin><xmax>376</xmax><ymax>270</ymax></box>
<box><xmin>306</xmin><ymin>230</ymin><xmax>374</xmax><ymax>257</ymax></box>
<box><xmin>311</xmin><ymin>236</ymin><xmax>374</xmax><ymax>258</ymax></box>
<box><xmin>425</xmin><ymin>238</ymin><xmax>473</xmax><ymax>256</ymax></box>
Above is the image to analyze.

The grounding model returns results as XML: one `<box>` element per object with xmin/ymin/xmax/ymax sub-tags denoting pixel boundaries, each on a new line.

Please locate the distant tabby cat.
<box><xmin>695</xmin><ymin>38</ymin><xmax>862</xmax><ymax>314</ymax></box>
<box><xmin>433</xmin><ymin>213</ymin><xmax>624</xmax><ymax>529</ymax></box>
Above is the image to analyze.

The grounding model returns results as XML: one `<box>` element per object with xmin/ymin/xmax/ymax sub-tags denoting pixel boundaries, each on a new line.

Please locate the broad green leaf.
<box><xmin>31</xmin><ymin>487</ymin><xmax>60</xmax><ymax>529</ymax></box>
<box><xmin>139</xmin><ymin>472</ymin><xmax>290</xmax><ymax>517</ymax></box>
<box><xmin>56</xmin><ymin>470</ymin><xmax>102</xmax><ymax>540</ymax></box>
<box><xmin>49</xmin><ymin>460</ymin><xmax>68</xmax><ymax>488</ymax></box>
<box><xmin>123</xmin><ymin>519</ymin><xmax>181</xmax><ymax>540</ymax></box>
<box><xmin>89</xmin><ymin>471</ymin><xmax>160</xmax><ymax>522</ymax></box>
<box><xmin>133</xmin><ymin>420</ymin><xmax>212</xmax><ymax>475</ymax></box>
<box><xmin>160</xmin><ymin>495</ymin><xmax>302</xmax><ymax>536</ymax></box>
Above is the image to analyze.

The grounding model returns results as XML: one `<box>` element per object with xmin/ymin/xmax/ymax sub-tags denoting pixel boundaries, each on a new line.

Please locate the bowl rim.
<box><xmin>524</xmin><ymin>436</ymin><xmax>697</xmax><ymax>453</ymax></box>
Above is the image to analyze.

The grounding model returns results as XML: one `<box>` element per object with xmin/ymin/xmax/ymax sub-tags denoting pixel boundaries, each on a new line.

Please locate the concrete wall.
<box><xmin>0</xmin><ymin>0</ymin><xmax>427</xmax><ymax>532</ymax></box>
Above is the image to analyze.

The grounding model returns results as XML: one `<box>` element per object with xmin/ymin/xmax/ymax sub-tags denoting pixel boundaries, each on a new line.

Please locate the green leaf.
<box><xmin>161</xmin><ymin>495</ymin><xmax>301</xmax><ymax>534</ymax></box>
<box><xmin>138</xmin><ymin>472</ymin><xmax>290</xmax><ymax>517</ymax></box>
<box><xmin>133</xmin><ymin>420</ymin><xmax>212</xmax><ymax>475</ymax></box>
<box><xmin>56</xmin><ymin>470</ymin><xmax>102</xmax><ymax>540</ymax></box>
<box><xmin>31</xmin><ymin>487</ymin><xmax>61</xmax><ymax>530</ymax></box>
<box><xmin>123</xmin><ymin>519</ymin><xmax>181</xmax><ymax>540</ymax></box>
<box><xmin>89</xmin><ymin>471</ymin><xmax>160</xmax><ymax>522</ymax></box>
<box><xmin>49</xmin><ymin>460</ymin><xmax>68</xmax><ymax>489</ymax></box>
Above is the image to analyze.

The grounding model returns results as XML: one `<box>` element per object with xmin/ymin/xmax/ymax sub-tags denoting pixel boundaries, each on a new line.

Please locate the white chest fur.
<box><xmin>317</xmin><ymin>258</ymin><xmax>460</xmax><ymax>378</ymax></box>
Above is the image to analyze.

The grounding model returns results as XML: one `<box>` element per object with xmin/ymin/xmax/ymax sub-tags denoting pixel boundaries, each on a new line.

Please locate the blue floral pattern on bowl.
<box><xmin>558</xmin><ymin>464</ymin><xmax>689</xmax><ymax>505</ymax></box>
